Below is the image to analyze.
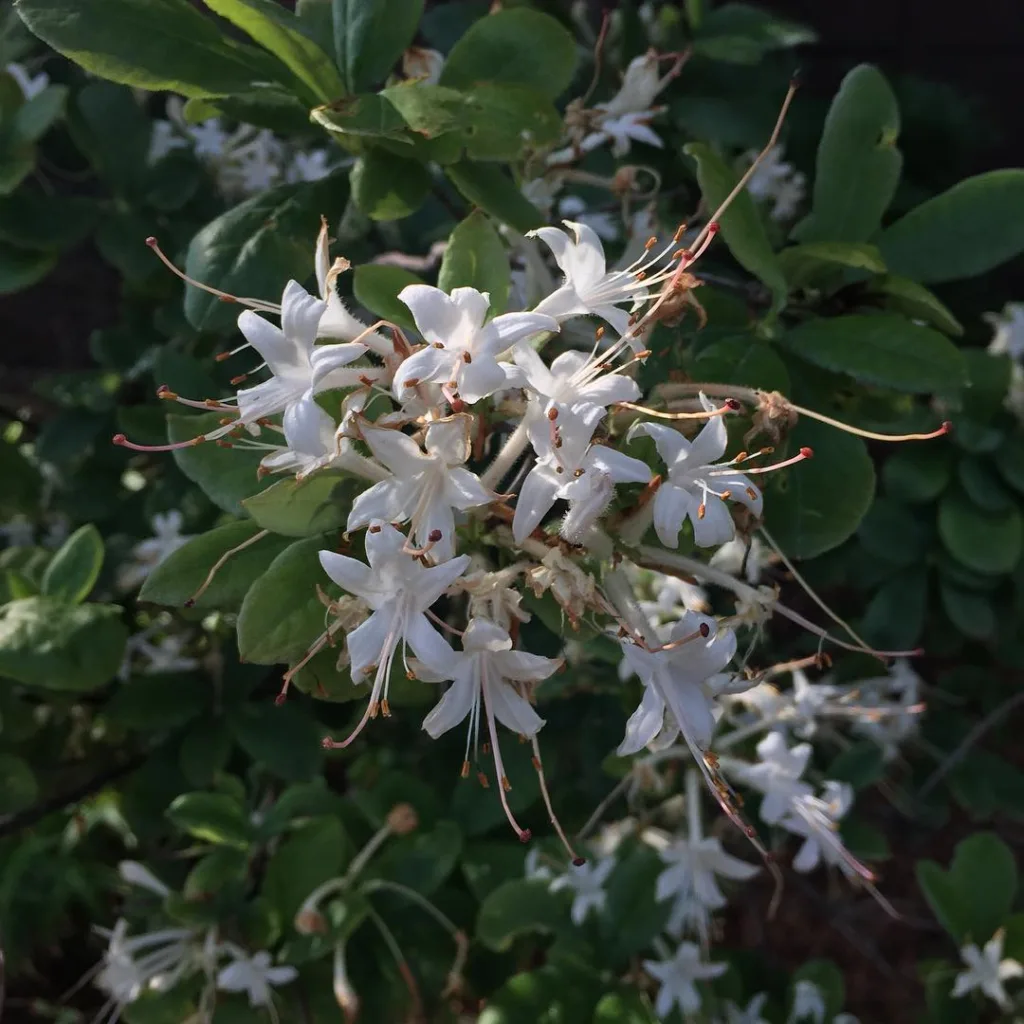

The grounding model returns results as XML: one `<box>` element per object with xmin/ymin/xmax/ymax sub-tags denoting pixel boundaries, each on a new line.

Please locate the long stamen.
<box><xmin>788</xmin><ymin>402</ymin><xmax>952</xmax><ymax>443</ymax></box>
<box><xmin>186</xmin><ymin>529</ymin><xmax>269</xmax><ymax>609</ymax></box>
<box><xmin>113</xmin><ymin>432</ymin><xmax>210</xmax><ymax>453</ymax></box>
<box><xmin>156</xmin><ymin>385</ymin><xmax>236</xmax><ymax>412</ymax></box>
<box><xmin>709</xmin><ymin>447</ymin><xmax>812</xmax><ymax>476</ymax></box>
<box><xmin>530</xmin><ymin>736</ymin><xmax>584</xmax><ymax>865</ymax></box>
<box><xmin>145</xmin><ymin>237</ymin><xmax>280</xmax><ymax>314</ymax></box>
<box><xmin>641</xmin><ymin>621</ymin><xmax>710</xmax><ymax>654</ymax></box>
<box><xmin>481</xmin><ymin>672</ymin><xmax>532</xmax><ymax>843</ymax></box>
<box><xmin>617</xmin><ymin>398</ymin><xmax>740</xmax><ymax>421</ymax></box>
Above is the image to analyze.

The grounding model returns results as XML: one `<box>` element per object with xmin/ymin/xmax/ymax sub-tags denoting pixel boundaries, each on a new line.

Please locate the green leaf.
<box><xmin>778</xmin><ymin>314</ymin><xmax>966</xmax><ymax>394</ymax></box>
<box><xmin>693</xmin><ymin>2</ymin><xmax>816</xmax><ymax>63</ymax></box>
<box><xmin>333</xmin><ymin>0</ymin><xmax>424</xmax><ymax>94</ymax></box>
<box><xmin>960</xmin><ymin>350</ymin><xmax>1010</xmax><ymax>423</ymax></box>
<box><xmin>458</xmin><ymin>83</ymin><xmax>562</xmax><ymax>162</ymax></box>
<box><xmin>446</xmin><ymin>160</ymin><xmax>545</xmax><ymax>234</ymax></box>
<box><xmin>105</xmin><ymin>673</ymin><xmax>208</xmax><ymax>731</ymax></box>
<box><xmin>242</xmin><ymin>472</ymin><xmax>353</xmax><ymax>537</ymax></box>
<box><xmin>778</xmin><ymin>241</ymin><xmax>886</xmax><ymax>289</ymax></box>
<box><xmin>141</xmin><ymin>520</ymin><xmax>291</xmax><ymax>611</ymax></box>
<box><xmin>764</xmin><ymin>418</ymin><xmax>876</xmax><ymax>559</ymax></box>
<box><xmin>312</xmin><ymin>92</ymin><xmax>410</xmax><ymax>142</ymax></box>
<box><xmin>40</xmin><ymin>524</ymin><xmax>104</xmax><ymax>603</ymax></box>
<box><xmin>440</xmin><ymin>8</ymin><xmax>578</xmax><ymax>99</ymax></box>
<box><xmin>0</xmin><ymin>193</ymin><xmax>97</xmax><ymax>252</ymax></box>
<box><xmin>375</xmin><ymin>820</ymin><xmax>462</xmax><ymax>895</ymax></box>
<box><xmin>995</xmin><ymin>435</ymin><xmax>1024</xmax><ymax>495</ymax></box>
<box><xmin>860</xmin><ymin>567</ymin><xmax>927</xmax><ymax>652</ymax></box>
<box><xmin>793</xmin><ymin>65</ymin><xmax>901</xmax><ymax>244</ymax></box>
<box><xmin>827</xmin><ymin>741</ymin><xmax>885</xmax><ymax>788</ymax></box>
<box><xmin>183</xmin><ymin>174</ymin><xmax>348</xmax><ymax>332</ymax></box>
<box><xmin>938</xmin><ymin>490</ymin><xmax>1022</xmax><ymax>575</ymax></box>
<box><xmin>167</xmin><ymin>413</ymin><xmax>273</xmax><ymax>517</ymax></box>
<box><xmin>13</xmin><ymin>83</ymin><xmax>67</xmax><ymax>143</ymax></box>
<box><xmin>856</xmin><ymin>496</ymin><xmax>930</xmax><ymax>567</ymax></box>
<box><xmin>477</xmin><ymin>878</ymin><xmax>568</xmax><ymax>952</ymax></box>
<box><xmin>863</xmin><ymin>275</ymin><xmax>963</xmax><ymax>336</ymax></box>
<box><xmin>684</xmin><ymin>142</ymin><xmax>787</xmax><ymax>313</ymax></box>
<box><xmin>166</xmin><ymin>791</ymin><xmax>252</xmax><ymax>849</ymax></box>
<box><xmin>689</xmin><ymin>335</ymin><xmax>790</xmax><ymax>392</ymax></box>
<box><xmin>438</xmin><ymin>211</ymin><xmax>510</xmax><ymax>313</ymax></box>
<box><xmin>601</xmin><ymin>844</ymin><xmax>672</xmax><ymax>964</ymax></box>
<box><xmin>0</xmin><ymin>242</ymin><xmax>56</xmax><ymax>292</ymax></box>
<box><xmin>592</xmin><ymin>992</ymin><xmax>658</xmax><ymax>1024</ymax></box>
<box><xmin>350</xmin><ymin>149</ymin><xmax>432</xmax><ymax>221</ymax></box>
<box><xmin>352</xmin><ymin>264</ymin><xmax>423</xmax><ymax>331</ymax></box>
<box><xmin>950</xmin><ymin>832</ymin><xmax>1018</xmax><ymax>941</ymax></box>
<box><xmin>878</xmin><ymin>170</ymin><xmax>1024</xmax><ymax>283</ymax></box>
<box><xmin>0</xmin><ymin>754</ymin><xmax>38</xmax><ymax>814</ymax></box>
<box><xmin>264</xmin><ymin>815</ymin><xmax>351</xmax><ymax>922</ymax></box>
<box><xmin>881</xmin><ymin>444</ymin><xmax>953</xmax><ymax>503</ymax></box>
<box><xmin>237</xmin><ymin>537</ymin><xmax>328</xmax><ymax>665</ymax></box>
<box><xmin>15</xmin><ymin>0</ymin><xmax>280</xmax><ymax>99</ymax></box>
<box><xmin>228</xmin><ymin>701</ymin><xmax>324</xmax><ymax>781</ymax></box>
<box><xmin>938</xmin><ymin>582</ymin><xmax>994</xmax><ymax>641</ymax></box>
<box><xmin>179</xmin><ymin>717</ymin><xmax>234</xmax><ymax>787</ymax></box>
<box><xmin>202</xmin><ymin>0</ymin><xmax>345</xmax><ymax>104</ymax></box>
<box><xmin>183</xmin><ymin>847</ymin><xmax>248</xmax><ymax>904</ymax></box>
<box><xmin>0</xmin><ymin>597</ymin><xmax>127</xmax><ymax>692</ymax></box>
<box><xmin>480</xmin><ymin>966</ymin><xmax>601</xmax><ymax>1024</ymax></box>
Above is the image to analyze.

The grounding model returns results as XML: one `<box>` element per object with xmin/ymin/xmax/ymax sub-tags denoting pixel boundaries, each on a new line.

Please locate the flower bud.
<box><xmin>386</xmin><ymin>803</ymin><xmax>418</xmax><ymax>835</ymax></box>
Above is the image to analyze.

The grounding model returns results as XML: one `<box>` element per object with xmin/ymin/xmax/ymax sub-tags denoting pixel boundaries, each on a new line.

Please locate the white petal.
<box><xmin>347</xmin><ymin>480</ymin><xmax>407</xmax><ymax>532</ymax></box>
<box><xmin>633</xmin><ymin>421</ymin><xmax>690</xmax><ymax>465</ymax></box>
<box><xmin>444</xmin><ymin>467</ymin><xmax>494</xmax><ymax>511</ymax></box>
<box><xmin>587</xmin><ymin>445</ymin><xmax>651</xmax><ymax>484</ymax></box>
<box><xmin>363</xmin><ymin>521</ymin><xmax>408</xmax><ymax>568</ymax></box>
<box><xmin>448</xmin><ymin>286</ymin><xmax>491</xmax><ymax>335</ymax></box>
<box><xmin>529</xmin><ymin>226</ymin><xmax>582</xmax><ymax>282</ymax></box>
<box><xmin>662</xmin><ymin>679</ymin><xmax>716</xmax><ymax>750</ymax></box>
<box><xmin>282</xmin><ymin>394</ymin><xmax>334</xmax><ymax>455</ymax></box>
<box><xmin>652</xmin><ymin>483</ymin><xmax>694</xmax><ymax>548</ymax></box>
<box><xmin>346</xmin><ymin>610</ymin><xmax>389</xmax><ymax>677</ymax></box>
<box><xmin>486</xmin><ymin>676</ymin><xmax>545</xmax><ymax>737</ymax></box>
<box><xmin>424</xmin><ymin>416</ymin><xmax>471</xmax><ymax>464</ymax></box>
<box><xmin>564</xmin><ymin>220</ymin><xmax>609</xmax><ymax>287</ymax></box>
<box><xmin>309</xmin><ymin>341</ymin><xmax>369</xmax><ymax>391</ymax></box>
<box><xmin>360</xmin><ymin>423</ymin><xmax>430</xmax><ymax>476</ymax></box>
<box><xmin>494</xmin><ymin>648</ymin><xmax>560</xmax><ymax>683</ymax></box>
<box><xmin>792</xmin><ymin>838</ymin><xmax>820</xmax><ymax>873</ymax></box>
<box><xmin>532</xmin><ymin>284</ymin><xmax>590</xmax><ymax>324</ymax></box>
<box><xmin>413</xmin><ymin>554</ymin><xmax>472</xmax><ymax>611</ymax></box>
<box><xmin>415</xmin><ymin>496</ymin><xmax>456</xmax><ymax>563</ymax></box>
<box><xmin>400</xmin><ymin>284</ymin><xmax>463</xmax><ymax>346</ymax></box>
<box><xmin>686</xmin><ymin>412</ymin><xmax>729</xmax><ymax>467</ymax></box>
<box><xmin>512</xmin><ymin>342</ymin><xmax>557</xmax><ymax>396</ymax></box>
<box><xmin>319</xmin><ymin>550</ymin><xmax>374</xmax><ymax>601</ymax></box>
<box><xmin>237</xmin><ymin>311</ymin><xmax>305</xmax><ymax>381</ymax></box>
<box><xmin>392</xmin><ymin>345</ymin><xmax>451</xmax><ymax>398</ymax></box>
<box><xmin>713</xmin><ymin>472</ymin><xmax>763</xmax><ymax>516</ymax></box>
<box><xmin>690</xmin><ymin>496</ymin><xmax>736</xmax><ymax>548</ymax></box>
<box><xmin>404</xmin><ymin>612</ymin><xmax>457</xmax><ymax>677</ymax></box>
<box><xmin>617</xmin><ymin>683</ymin><xmax>666</xmax><ymax>755</ymax></box>
<box><xmin>463</xmin><ymin>618</ymin><xmax>513</xmax><ymax>652</ymax></box>
<box><xmin>512</xmin><ymin>465</ymin><xmax>560</xmax><ymax>543</ymax></box>
<box><xmin>280</xmin><ymin>280</ymin><xmax>325</xmax><ymax>351</ymax></box>
<box><xmin>457</xmin><ymin>354</ymin><xmax>510</xmax><ymax>404</ymax></box>
<box><xmin>489</xmin><ymin>311</ymin><xmax>559</xmax><ymax>349</ymax></box>
<box><xmin>422</xmin><ymin>666</ymin><xmax>476</xmax><ymax>737</ymax></box>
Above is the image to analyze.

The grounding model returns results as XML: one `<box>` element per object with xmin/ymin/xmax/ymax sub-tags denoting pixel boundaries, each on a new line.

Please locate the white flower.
<box><xmin>216</xmin><ymin>950</ymin><xmax>297</xmax><ymax>1007</ymax></box>
<box><xmin>654</xmin><ymin>834</ymin><xmax>759</xmax><ymax>938</ymax></box>
<box><xmin>349</xmin><ymin>416</ymin><xmax>494</xmax><ymax>562</ymax></box>
<box><xmin>524</xmin><ymin>847</ymin><xmax>554</xmax><ymax>882</ymax></box>
<box><xmin>285</xmin><ymin>148</ymin><xmax>332</xmax><ymax>184</ymax></box>
<box><xmin>512</xmin><ymin>408</ymin><xmax>650</xmax><ymax>543</ymax></box>
<box><xmin>724</xmin><ymin>731</ymin><xmax>813</xmax><ymax>825</ymax></box>
<box><xmin>549</xmin><ymin>857</ymin><xmax>615</xmax><ymax>925</ymax></box>
<box><xmin>952</xmin><ymin>930</ymin><xmax>1023</xmax><ymax>1010</ymax></box>
<box><xmin>513</xmin><ymin>345</ymin><xmax>641</xmax><ymax>429</ymax></box>
<box><xmin>709</xmin><ymin>536</ymin><xmax>771</xmax><ymax>585</ymax></box>
<box><xmin>558</xmin><ymin>195</ymin><xmax>619</xmax><ymax>241</ymax></box>
<box><xmin>528</xmin><ymin>220</ymin><xmax>669</xmax><ymax>342</ymax></box>
<box><xmin>589</xmin><ymin>110</ymin><xmax>665</xmax><ymax>157</ymax></box>
<box><xmin>394</xmin><ymin>285</ymin><xmax>556</xmax><ymax>405</ymax></box>
<box><xmin>986</xmin><ymin>302</ymin><xmax>1024</xmax><ymax>360</ymax></box>
<box><xmin>233</xmin><ymin>281</ymin><xmax>371</xmax><ymax>425</ymax></box>
<box><xmin>788</xmin><ymin>979</ymin><xmax>826</xmax><ymax>1023</ymax></box>
<box><xmin>402</xmin><ymin>46</ymin><xmax>445</xmax><ymax>85</ymax></box>
<box><xmin>0</xmin><ymin>516</ymin><xmax>34</xmax><ymax>548</ymax></box>
<box><xmin>722</xmin><ymin>993</ymin><xmax>770</xmax><ymax>1024</ymax></box>
<box><xmin>119</xmin><ymin>511</ymin><xmax>191</xmax><ymax>590</ymax></box>
<box><xmin>780</xmin><ymin>781</ymin><xmax>855</xmax><ymax>874</ymax></box>
<box><xmin>787</xmin><ymin>669</ymin><xmax>841</xmax><ymax>738</ymax></box>
<box><xmin>745</xmin><ymin>146</ymin><xmax>806</xmax><ymax>222</ymax></box>
<box><xmin>618</xmin><ymin>611</ymin><xmax>738</xmax><ymax>757</ymax></box>
<box><xmin>256</xmin><ymin>392</ymin><xmax>341</xmax><ymax>479</ymax></box>
<box><xmin>526</xmin><ymin>546</ymin><xmax>601</xmax><ymax>627</ymax></box>
<box><xmin>138</xmin><ymin>634</ymin><xmax>200</xmax><ymax>675</ymax></box>
<box><xmin>643</xmin><ymin>942</ymin><xmax>726</xmax><ymax>1019</ymax></box>
<box><xmin>631</xmin><ymin>395</ymin><xmax>763</xmax><ymax>548</ymax></box>
<box><xmin>318</xmin><ymin>522</ymin><xmax>469</xmax><ymax>738</ymax></box>
<box><xmin>848</xmin><ymin>659</ymin><xmax>922</xmax><ymax>760</ymax></box>
<box><xmin>5</xmin><ymin>61</ymin><xmax>49</xmax><ymax>99</ymax></box>
<box><xmin>599</xmin><ymin>50</ymin><xmax>674</xmax><ymax>119</ymax></box>
<box><xmin>118</xmin><ymin>861</ymin><xmax>171</xmax><ymax>897</ymax></box>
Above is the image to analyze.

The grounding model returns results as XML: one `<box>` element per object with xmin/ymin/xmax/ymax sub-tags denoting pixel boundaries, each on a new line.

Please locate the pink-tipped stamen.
<box><xmin>482</xmin><ymin>672</ymin><xmax>532</xmax><ymax>844</ymax></box>
<box><xmin>616</xmin><ymin>399</ymin><xmax>737</xmax><ymax>422</ymax></box>
<box><xmin>789</xmin><ymin>403</ymin><xmax>952</xmax><ymax>443</ymax></box>
<box><xmin>531</xmin><ymin>735</ymin><xmax>584</xmax><ymax>864</ymax></box>
<box><xmin>712</xmin><ymin>447</ymin><xmax>812</xmax><ymax>477</ymax></box>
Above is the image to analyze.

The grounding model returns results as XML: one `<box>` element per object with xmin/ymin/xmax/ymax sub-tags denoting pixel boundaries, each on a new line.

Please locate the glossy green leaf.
<box><xmin>950</xmin><ymin>832</ymin><xmax>1018</xmax><ymax>942</ymax></box>
<box><xmin>311</xmin><ymin>93</ymin><xmax>409</xmax><ymax>142</ymax></box>
<box><xmin>140</xmin><ymin>520</ymin><xmax>292</xmax><ymax>611</ymax></box>
<box><xmin>40</xmin><ymin>524</ymin><xmax>104</xmax><ymax>604</ymax></box>
<box><xmin>693</xmin><ymin>3</ymin><xmax>815</xmax><ymax>63</ymax></box>
<box><xmin>938</xmin><ymin>490</ymin><xmax>1022</xmax><ymax>575</ymax></box>
<box><xmin>939</xmin><ymin>583</ymin><xmax>995</xmax><ymax>641</ymax></box>
<box><xmin>995</xmin><ymin>435</ymin><xmax>1024</xmax><ymax>495</ymax></box>
<box><xmin>352</xmin><ymin>264</ymin><xmax>422</xmax><ymax>331</ymax></box>
<box><xmin>228</xmin><ymin>701</ymin><xmax>324</xmax><ymax>781</ymax></box>
<box><xmin>374</xmin><ymin>820</ymin><xmax>462</xmax><ymax>895</ymax></box>
<box><xmin>601</xmin><ymin>844</ymin><xmax>672</xmax><ymax>964</ymax></box>
<box><xmin>458</xmin><ymin>83</ymin><xmax>562</xmax><ymax>161</ymax></box>
<box><xmin>881</xmin><ymin>444</ymin><xmax>953</xmax><ymax>503</ymax></box>
<box><xmin>0</xmin><ymin>597</ymin><xmax>127</xmax><ymax>692</ymax></box>
<box><xmin>242</xmin><ymin>472</ymin><xmax>353</xmax><ymax>538</ymax></box>
<box><xmin>878</xmin><ymin>170</ymin><xmax>1024</xmax><ymax>283</ymax></box>
<box><xmin>794</xmin><ymin>65</ymin><xmax>902</xmax><ymax>243</ymax></box>
<box><xmin>856</xmin><ymin>496</ymin><xmax>930</xmax><ymax>567</ymax></box>
<box><xmin>685</xmin><ymin>142</ymin><xmax>787</xmax><ymax>313</ymax></box>
<box><xmin>202</xmin><ymin>0</ymin><xmax>345</xmax><ymax>104</ymax></box>
<box><xmin>477</xmin><ymin>879</ymin><xmax>568</xmax><ymax>952</ymax></box>
<box><xmin>860</xmin><ymin>567</ymin><xmax>927</xmax><ymax>653</ymax></box>
<box><xmin>236</xmin><ymin>537</ymin><xmax>328</xmax><ymax>665</ymax></box>
<box><xmin>690</xmin><ymin>335</ymin><xmax>790</xmax><ymax>392</ymax></box>
<box><xmin>438</xmin><ymin>211</ymin><xmax>510</xmax><ymax>313</ymax></box>
<box><xmin>445</xmin><ymin>161</ymin><xmax>545</xmax><ymax>234</ymax></box>
<box><xmin>167</xmin><ymin>413</ymin><xmax>274</xmax><ymax>517</ymax></box>
<box><xmin>593</xmin><ymin>992</ymin><xmax>658</xmax><ymax>1024</ymax></box>
<box><xmin>778</xmin><ymin>241</ymin><xmax>886</xmax><ymax>288</ymax></box>
<box><xmin>333</xmin><ymin>0</ymin><xmax>423</xmax><ymax>94</ymax></box>
<box><xmin>15</xmin><ymin>0</ymin><xmax>280</xmax><ymax>99</ymax></box>
<box><xmin>13</xmin><ymin>83</ymin><xmax>67</xmax><ymax>143</ymax></box>
<box><xmin>264</xmin><ymin>815</ymin><xmax>352</xmax><ymax>922</ymax></box>
<box><xmin>350</xmin><ymin>149</ymin><xmax>432</xmax><ymax>221</ymax></box>
<box><xmin>863</xmin><ymin>275</ymin><xmax>963</xmax><ymax>336</ymax></box>
<box><xmin>105</xmin><ymin>672</ymin><xmax>208</xmax><ymax>731</ymax></box>
<box><xmin>440</xmin><ymin>8</ymin><xmax>578</xmax><ymax>99</ymax></box>
<box><xmin>778</xmin><ymin>314</ymin><xmax>966</xmax><ymax>394</ymax></box>
<box><xmin>0</xmin><ymin>242</ymin><xmax>56</xmax><ymax>292</ymax></box>
<box><xmin>166</xmin><ymin>791</ymin><xmax>252</xmax><ymax>849</ymax></box>
<box><xmin>828</xmin><ymin>741</ymin><xmax>885</xmax><ymax>789</ymax></box>
<box><xmin>764</xmin><ymin>418</ymin><xmax>876</xmax><ymax>559</ymax></box>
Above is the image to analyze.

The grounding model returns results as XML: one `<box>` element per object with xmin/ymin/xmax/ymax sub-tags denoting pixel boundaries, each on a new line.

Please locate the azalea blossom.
<box><xmin>118</xmin><ymin>510</ymin><xmax>191</xmax><ymax>590</ymax></box>
<box><xmin>986</xmin><ymin>301</ymin><xmax>1024</xmax><ymax>360</ymax></box>
<box><xmin>216</xmin><ymin>950</ymin><xmax>298</xmax><ymax>1007</ymax></box>
<box><xmin>709</xmin><ymin>536</ymin><xmax>772</xmax><ymax>585</ymax></box>
<box><xmin>549</xmin><ymin>857</ymin><xmax>615</xmax><ymax>925</ymax></box>
<box><xmin>5</xmin><ymin>61</ymin><xmax>49</xmax><ymax>99</ymax></box>
<box><xmin>788</xmin><ymin>980</ymin><xmax>826</xmax><ymax>1023</ymax></box>
<box><xmin>318</xmin><ymin>522</ymin><xmax>470</xmax><ymax>743</ymax></box>
<box><xmin>952</xmin><ymin>929</ymin><xmax>1023</xmax><ymax>1010</ymax></box>
<box><xmin>722</xmin><ymin>993</ymin><xmax>771</xmax><ymax>1024</ymax></box>
<box><xmin>593</xmin><ymin>110</ymin><xmax>666</xmax><ymax>156</ymax></box>
<box><xmin>512</xmin><ymin>407</ymin><xmax>650</xmax><ymax>543</ymax></box>
<box><xmin>422</xmin><ymin>617</ymin><xmax>559</xmax><ymax>836</ymax></box>
<box><xmin>630</xmin><ymin>396</ymin><xmax>764</xmax><ymax>548</ymax></box>
<box><xmin>394</xmin><ymin>285</ymin><xmax>556</xmax><ymax>405</ymax></box>
<box><xmin>779</xmin><ymin>781</ymin><xmax>856</xmax><ymax>874</ymax></box>
<box><xmin>528</xmin><ymin>220</ymin><xmax>676</xmax><ymax>343</ymax></box>
<box><xmin>643</xmin><ymin>942</ymin><xmax>726</xmax><ymax>1019</ymax></box>
<box><xmin>745</xmin><ymin>146</ymin><xmax>806</xmax><ymax>222</ymax></box>
<box><xmin>598</xmin><ymin>50</ymin><xmax>677</xmax><ymax>119</ymax></box>
<box><xmin>618</xmin><ymin>611</ymin><xmax>739</xmax><ymax>757</ymax></box>
<box><xmin>723</xmin><ymin>731</ymin><xmax>814</xmax><ymax>825</ymax></box>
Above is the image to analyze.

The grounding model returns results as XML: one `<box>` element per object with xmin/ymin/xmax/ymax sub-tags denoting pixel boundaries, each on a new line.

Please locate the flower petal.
<box><xmin>392</xmin><ymin>345</ymin><xmax>451</xmax><ymax>398</ymax></box>
<box><xmin>421</xmin><ymin>665</ymin><xmax>476</xmax><ymax>738</ymax></box>
<box><xmin>457</xmin><ymin>354</ymin><xmax>510</xmax><ymax>404</ymax></box>
<box><xmin>319</xmin><ymin>550</ymin><xmax>374</xmax><ymax>601</ymax></box>
<box><xmin>463</xmin><ymin>618</ymin><xmax>513</xmax><ymax>652</ymax></box>
<box><xmin>444</xmin><ymin>466</ymin><xmax>494</xmax><ymax>511</ymax></box>
<box><xmin>414</xmin><ymin>554</ymin><xmax>472</xmax><ymax>611</ymax></box>
<box><xmin>399</xmin><ymin>284</ymin><xmax>463</xmax><ymax>346</ymax></box>
<box><xmin>489</xmin><ymin>311</ymin><xmax>559</xmax><ymax>349</ymax></box>
<box><xmin>689</xmin><ymin>495</ymin><xmax>736</xmax><ymax>547</ymax></box>
<box><xmin>282</xmin><ymin>394</ymin><xmax>334</xmax><ymax>455</ymax></box>
<box><xmin>494</xmin><ymin>649</ymin><xmax>560</xmax><ymax>683</ymax></box>
<box><xmin>404</xmin><ymin>611</ymin><xmax>457</xmax><ymax>677</ymax></box>
<box><xmin>486</xmin><ymin>677</ymin><xmax>545</xmax><ymax>737</ymax></box>
<box><xmin>280</xmin><ymin>280</ymin><xmax>325</xmax><ymax>352</ymax></box>
<box><xmin>652</xmin><ymin>483</ymin><xmax>694</xmax><ymax>548</ymax></box>
<box><xmin>309</xmin><ymin>341</ymin><xmax>368</xmax><ymax>391</ymax></box>
<box><xmin>512</xmin><ymin>465</ymin><xmax>560</xmax><ymax>543</ymax></box>
<box><xmin>237</xmin><ymin>311</ymin><xmax>305</xmax><ymax>381</ymax></box>
<box><xmin>587</xmin><ymin>445</ymin><xmax>652</xmax><ymax>484</ymax></box>
<box><xmin>617</xmin><ymin>682</ymin><xmax>666</xmax><ymax>755</ymax></box>
<box><xmin>424</xmin><ymin>416</ymin><xmax>471</xmax><ymax>464</ymax></box>
<box><xmin>346</xmin><ymin>609</ymin><xmax>390</xmax><ymax>676</ymax></box>
<box><xmin>347</xmin><ymin>480</ymin><xmax>407</xmax><ymax>532</ymax></box>
<box><xmin>360</xmin><ymin>423</ymin><xmax>430</xmax><ymax>476</ymax></box>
